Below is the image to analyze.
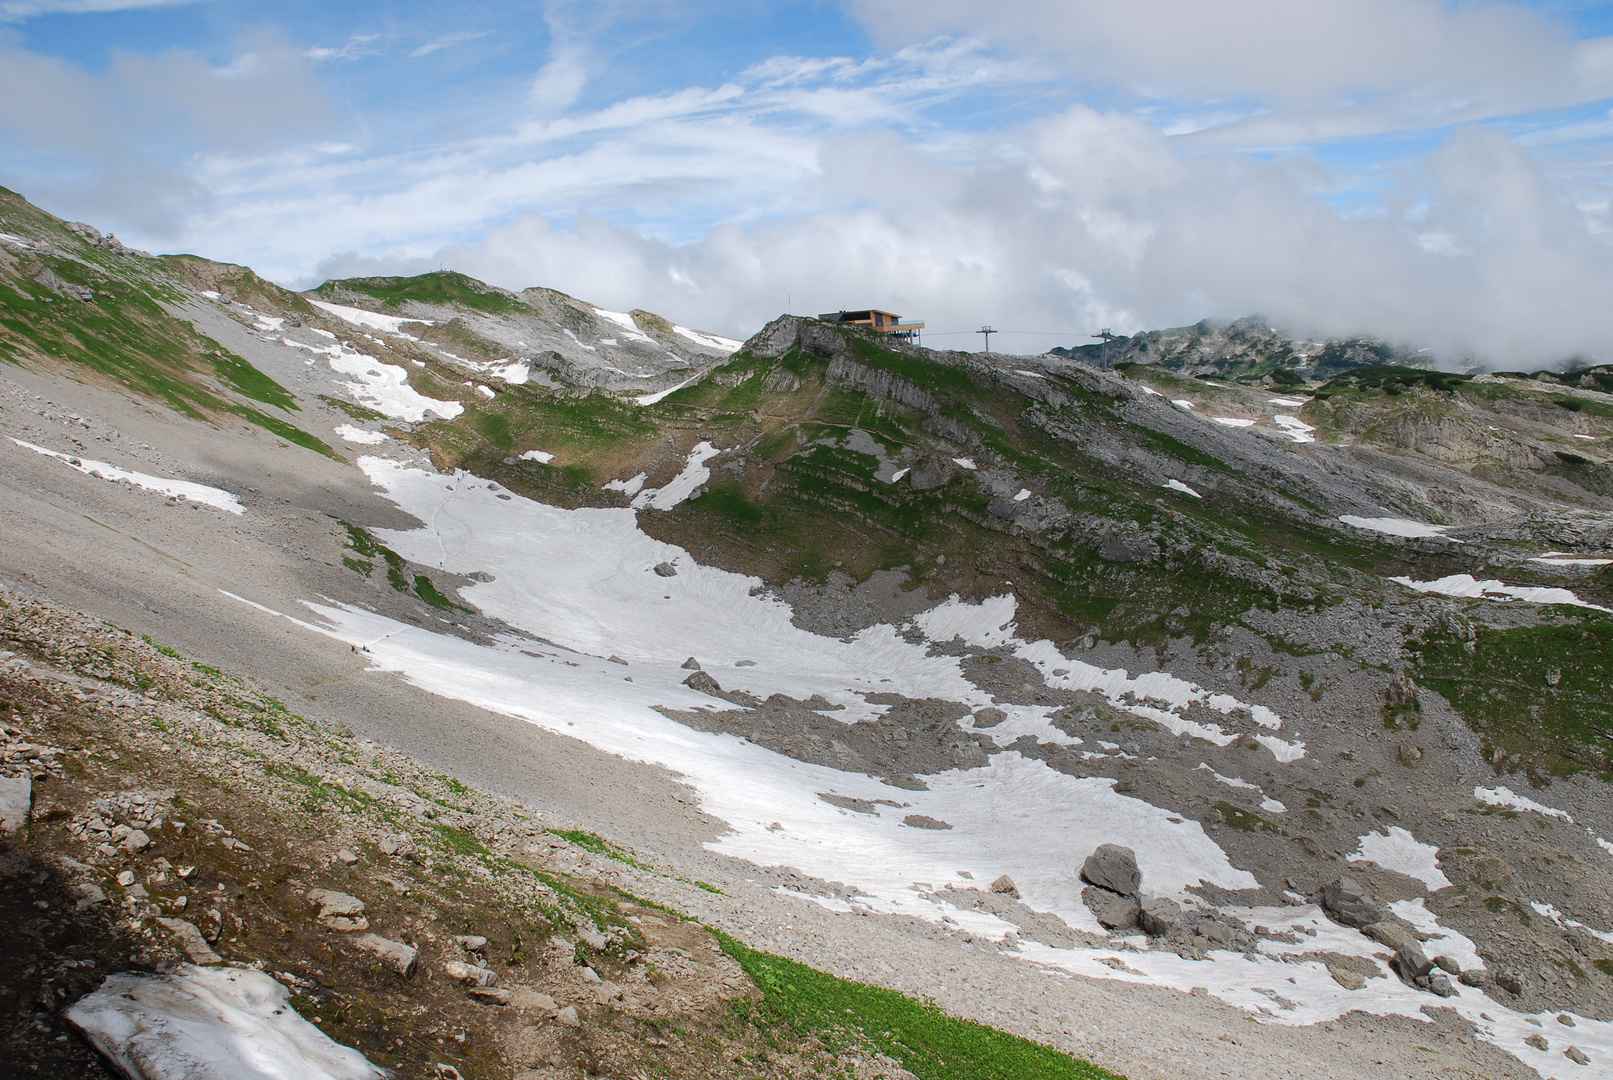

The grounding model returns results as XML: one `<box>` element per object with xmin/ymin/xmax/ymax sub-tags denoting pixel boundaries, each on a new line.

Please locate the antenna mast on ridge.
<box><xmin>977</xmin><ymin>325</ymin><xmax>996</xmax><ymax>353</ymax></box>
<box><xmin>1092</xmin><ymin>328</ymin><xmax>1119</xmax><ymax>369</ymax></box>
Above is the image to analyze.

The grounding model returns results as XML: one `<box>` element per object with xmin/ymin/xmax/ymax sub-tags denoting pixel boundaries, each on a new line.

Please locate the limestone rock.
<box><xmin>681</xmin><ymin>657</ymin><xmax>701</xmax><ymax>670</ymax></box>
<box><xmin>307</xmin><ymin>889</ymin><xmax>368</xmax><ymax>931</ymax></box>
<box><xmin>555</xmin><ymin>1005</ymin><xmax>581</xmax><ymax>1028</ymax></box>
<box><xmin>468</xmin><ymin>987</ymin><xmax>511</xmax><ymax>1005</ymax></box>
<box><xmin>989</xmin><ymin>874</ymin><xmax>1019</xmax><ymax>898</ymax></box>
<box><xmin>71</xmin><ymin>882</ymin><xmax>107</xmax><ymax>910</ymax></box>
<box><xmin>1138</xmin><ymin>896</ymin><xmax>1182</xmax><ymax>937</ymax></box>
<box><xmin>455</xmin><ymin>935</ymin><xmax>488</xmax><ymax>952</ymax></box>
<box><xmin>1361</xmin><ymin>921</ymin><xmax>1414</xmax><ymax>950</ymax></box>
<box><xmin>0</xmin><ymin>774</ymin><xmax>32</xmax><ymax>832</ymax></box>
<box><xmin>654</xmin><ymin>562</ymin><xmax>677</xmax><ymax>577</ymax></box>
<box><xmin>1081</xmin><ymin>844</ymin><xmax>1141</xmax><ymax>896</ymax></box>
<box><xmin>510</xmin><ymin>988</ymin><xmax>558</xmax><ymax>1012</ymax></box>
<box><xmin>1565</xmin><ymin>1046</ymin><xmax>1590</xmax><ymax>1065</ymax></box>
<box><xmin>1391</xmin><ymin>939</ymin><xmax>1433</xmax><ymax>982</ymax></box>
<box><xmin>1525</xmin><ymin>1034</ymin><xmax>1548</xmax><ymax>1051</ymax></box>
<box><xmin>354</xmin><ymin>934</ymin><xmax>417</xmax><ymax>977</ymax></box>
<box><xmin>1083</xmin><ymin>886</ymin><xmax>1140</xmax><ymax>931</ymax></box>
<box><xmin>156</xmin><ymin>918</ymin><xmax>222</xmax><ymax>965</ymax></box>
<box><xmin>443</xmin><ymin>960</ymin><xmax>497</xmax><ymax>987</ymax></box>
<box><xmin>1320</xmin><ymin>876</ymin><xmax>1387</xmax><ymax>928</ymax></box>
<box><xmin>902</xmin><ymin>814</ymin><xmax>952</xmax><ymax>830</ymax></box>
<box><xmin>123</xmin><ymin>828</ymin><xmax>151</xmax><ymax>853</ymax></box>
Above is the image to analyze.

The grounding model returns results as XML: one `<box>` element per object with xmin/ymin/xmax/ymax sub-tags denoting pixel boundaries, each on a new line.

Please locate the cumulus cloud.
<box><xmin>308</xmin><ymin>108</ymin><xmax>1613</xmax><ymax>365</ymax></box>
<box><xmin>0</xmin><ymin>30</ymin><xmax>325</xmax><ymax>232</ymax></box>
<box><xmin>5</xmin><ymin>3</ymin><xmax>1610</xmax><ymax>367</ymax></box>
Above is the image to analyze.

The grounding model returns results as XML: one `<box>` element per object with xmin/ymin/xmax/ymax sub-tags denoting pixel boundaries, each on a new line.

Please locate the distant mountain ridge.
<box><xmin>1050</xmin><ymin>315</ymin><xmax>1436</xmax><ymax>383</ymax></box>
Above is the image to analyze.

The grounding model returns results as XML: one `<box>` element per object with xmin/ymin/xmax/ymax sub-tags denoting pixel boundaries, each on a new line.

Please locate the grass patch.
<box><xmin>316</xmin><ymin>271</ymin><xmax>522</xmax><ymax>315</ymax></box>
<box><xmin>548</xmin><ymin>829</ymin><xmax>651</xmax><ymax>871</ymax></box>
<box><xmin>412</xmin><ymin>575</ymin><xmax>471</xmax><ymax>614</ymax></box>
<box><xmin>715</xmin><ymin>932</ymin><xmax>1122</xmax><ymax>1080</ymax></box>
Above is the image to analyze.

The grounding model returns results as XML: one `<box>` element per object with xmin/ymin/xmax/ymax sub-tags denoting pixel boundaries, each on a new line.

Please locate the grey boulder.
<box><xmin>1082</xmin><ymin>844</ymin><xmax>1141</xmax><ymax>896</ymax></box>
<box><xmin>1138</xmin><ymin>896</ymin><xmax>1183</xmax><ymax>937</ymax></box>
<box><xmin>1320</xmin><ymin>876</ymin><xmax>1387</xmax><ymax>928</ymax></box>
<box><xmin>1083</xmin><ymin>886</ymin><xmax>1141</xmax><ymax>931</ymax></box>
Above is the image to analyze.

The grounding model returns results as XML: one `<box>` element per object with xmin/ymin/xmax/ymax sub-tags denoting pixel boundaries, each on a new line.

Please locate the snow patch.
<box><xmin>1165</xmin><ymin>479</ymin><xmax>1202</xmax><ymax>498</ymax></box>
<box><xmin>1338</xmin><ymin>516</ymin><xmax>1456</xmax><ymax>540</ymax></box>
<box><xmin>673</xmin><ymin>325</ymin><xmax>743</xmax><ymax>353</ymax></box>
<box><xmin>591</xmin><ymin>307</ymin><xmax>657</xmax><ymax>345</ymax></box>
<box><xmin>334</xmin><ymin>425</ymin><xmax>387</xmax><ymax>446</ymax></box>
<box><xmin>952</xmin><ymin>457</ymin><xmax>977</xmax><ymax>470</ymax></box>
<box><xmin>632</xmin><ymin>442</ymin><xmax>720</xmax><ymax>510</ymax></box>
<box><xmin>11</xmin><ymin>440</ymin><xmax>244</xmax><ymax>515</ymax></box>
<box><xmin>1212</xmin><ymin>417</ymin><xmax>1256</xmax><ymax>428</ymax></box>
<box><xmin>635</xmin><ymin>372</ymin><xmax>704</xmax><ymax>406</ymax></box>
<box><xmin>1351</xmin><ymin>826</ymin><xmax>1451</xmax><ymax>891</ymax></box>
<box><xmin>1013</xmin><ymin>488</ymin><xmax>1032</xmax><ymax>502</ymax></box>
<box><xmin>308</xmin><ymin>299</ymin><xmax>429</xmax><ymax>334</ymax></box>
<box><xmin>1474</xmin><ymin>786</ymin><xmax>1574</xmax><ymax>822</ymax></box>
<box><xmin>1268</xmin><ymin>397</ymin><xmax>1307</xmax><ymax>407</ymax></box>
<box><xmin>1273</xmin><ymin>415</ymin><xmax>1316</xmax><ymax>443</ymax></box>
<box><xmin>65</xmin><ymin>964</ymin><xmax>386</xmax><ymax>1080</ymax></box>
<box><xmin>517</xmin><ymin>450</ymin><xmax>555</xmax><ymax>464</ymax></box>
<box><xmin>603</xmin><ymin>473</ymin><xmax>648</xmax><ymax>496</ymax></box>
<box><xmin>282</xmin><ymin>338</ymin><xmax>462</xmax><ymax>422</ymax></box>
<box><xmin>1390</xmin><ymin>574</ymin><xmax>1611</xmax><ymax>613</ymax></box>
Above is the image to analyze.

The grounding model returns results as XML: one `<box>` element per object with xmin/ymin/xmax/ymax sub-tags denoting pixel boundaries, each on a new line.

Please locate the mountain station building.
<box><xmin>818</xmin><ymin>309</ymin><xmax>924</xmax><ymax>344</ymax></box>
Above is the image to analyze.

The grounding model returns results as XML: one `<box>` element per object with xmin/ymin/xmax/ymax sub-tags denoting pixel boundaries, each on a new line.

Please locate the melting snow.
<box><xmin>1268</xmin><ymin>397</ymin><xmax>1306</xmax><ymax>407</ymax></box>
<box><xmin>1013</xmin><ymin>488</ymin><xmax>1031</xmax><ymax>502</ymax></box>
<box><xmin>591</xmin><ymin>307</ymin><xmax>657</xmax><ymax>345</ymax></box>
<box><xmin>603</xmin><ymin>473</ymin><xmax>648</xmax><ymax>496</ymax></box>
<box><xmin>1390</xmin><ymin>574</ymin><xmax>1611</xmax><ymax>613</ymax></box>
<box><xmin>1338</xmin><ymin>516</ymin><xmax>1456</xmax><ymax>540</ymax></box>
<box><xmin>632</xmin><ymin>442</ymin><xmax>720</xmax><ymax>510</ymax></box>
<box><xmin>952</xmin><ymin>457</ymin><xmax>977</xmax><ymax>470</ymax></box>
<box><xmin>1165</xmin><ymin>479</ymin><xmax>1202</xmax><ymax>498</ymax></box>
<box><xmin>334</xmin><ymin>425</ymin><xmax>387</xmax><ymax>446</ymax></box>
<box><xmin>1013</xmin><ymin>369</ymin><xmax>1046</xmax><ymax>379</ymax></box>
<box><xmin>12</xmin><ymin>439</ymin><xmax>244</xmax><ymax>514</ymax></box>
<box><xmin>1273</xmin><ymin>415</ymin><xmax>1316</xmax><ymax>443</ymax></box>
<box><xmin>673</xmin><ymin>325</ymin><xmax>743</xmax><ymax>353</ymax></box>
<box><xmin>1474</xmin><ymin>786</ymin><xmax>1573</xmax><ymax>822</ymax></box>
<box><xmin>1212</xmin><ymin>417</ymin><xmax>1256</xmax><ymax>428</ymax></box>
<box><xmin>65</xmin><ymin>964</ymin><xmax>386</xmax><ymax>1080</ymax></box>
<box><xmin>214</xmin><ymin>458</ymin><xmax>1612</xmax><ymax>1077</ymax></box>
<box><xmin>517</xmin><ymin>450</ymin><xmax>555</xmax><ymax>464</ymax></box>
<box><xmin>889</xmin><ymin>467</ymin><xmax>910</xmax><ymax>483</ymax></box>
<box><xmin>308</xmin><ymin>299</ymin><xmax>429</xmax><ymax>335</ymax></box>
<box><xmin>1171</xmin><ymin>399</ymin><xmax>1194</xmax><ymax>409</ymax></box>
<box><xmin>1138</xmin><ymin>385</ymin><xmax>1163</xmax><ymax>396</ymax></box>
<box><xmin>1530</xmin><ymin>552</ymin><xmax>1612</xmax><ymax>567</ymax></box>
<box><xmin>635</xmin><ymin>372</ymin><xmax>704</xmax><ymax>406</ymax></box>
<box><xmin>282</xmin><ymin>338</ymin><xmax>462</xmax><ymax>422</ymax></box>
<box><xmin>1351</xmin><ymin>826</ymin><xmax>1451</xmax><ymax>890</ymax></box>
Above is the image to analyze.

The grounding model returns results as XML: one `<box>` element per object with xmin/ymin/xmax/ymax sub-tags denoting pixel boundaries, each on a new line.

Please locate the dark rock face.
<box><xmin>907</xmin><ymin>457</ymin><xmax>956</xmax><ymax>491</ymax></box>
<box><xmin>1320</xmin><ymin>876</ymin><xmax>1387</xmax><ymax>928</ymax></box>
<box><xmin>1082</xmin><ymin>844</ymin><xmax>1141</xmax><ymax>896</ymax></box>
<box><xmin>1083</xmin><ymin>886</ymin><xmax>1140</xmax><ymax>931</ymax></box>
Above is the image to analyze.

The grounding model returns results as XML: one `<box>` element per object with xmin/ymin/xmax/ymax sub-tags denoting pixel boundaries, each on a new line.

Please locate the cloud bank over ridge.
<box><xmin>1</xmin><ymin>1</ymin><xmax>1610</xmax><ymax>365</ymax></box>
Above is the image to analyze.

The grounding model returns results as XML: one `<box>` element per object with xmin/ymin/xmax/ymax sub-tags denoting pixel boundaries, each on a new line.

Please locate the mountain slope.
<box><xmin>4</xmin><ymin>186</ymin><xmax>1613</xmax><ymax>1080</ymax></box>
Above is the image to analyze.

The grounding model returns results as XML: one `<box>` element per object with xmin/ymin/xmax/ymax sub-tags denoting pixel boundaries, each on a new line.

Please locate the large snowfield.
<box><xmin>225</xmin><ymin>456</ymin><xmax>1613</xmax><ymax>1078</ymax></box>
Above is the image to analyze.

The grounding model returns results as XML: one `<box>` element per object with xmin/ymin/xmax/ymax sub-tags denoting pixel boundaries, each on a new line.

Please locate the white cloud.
<box><xmin>302</xmin><ymin>107</ymin><xmax>1613</xmax><ymax>366</ymax></box>
<box><xmin>410</xmin><ymin>29</ymin><xmax>491</xmax><ymax>59</ymax></box>
<box><xmin>5</xmin><ymin>5</ymin><xmax>1611</xmax><ymax>368</ymax></box>
<box><xmin>852</xmin><ymin>0</ymin><xmax>1613</xmax><ymax>123</ymax></box>
<box><xmin>0</xmin><ymin>0</ymin><xmax>196</xmax><ymax>20</ymax></box>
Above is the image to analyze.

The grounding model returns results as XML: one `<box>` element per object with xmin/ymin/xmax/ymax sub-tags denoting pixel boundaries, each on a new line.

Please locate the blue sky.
<box><xmin>2</xmin><ymin>0</ymin><xmax>1612</xmax><ymax>363</ymax></box>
